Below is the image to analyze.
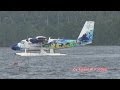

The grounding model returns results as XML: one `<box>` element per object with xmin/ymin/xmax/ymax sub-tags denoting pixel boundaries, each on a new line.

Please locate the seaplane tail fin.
<box><xmin>77</xmin><ymin>21</ymin><xmax>95</xmax><ymax>45</ymax></box>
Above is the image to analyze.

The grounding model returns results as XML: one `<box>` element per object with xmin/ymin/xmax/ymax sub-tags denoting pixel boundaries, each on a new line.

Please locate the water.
<box><xmin>0</xmin><ymin>46</ymin><xmax>120</xmax><ymax>79</ymax></box>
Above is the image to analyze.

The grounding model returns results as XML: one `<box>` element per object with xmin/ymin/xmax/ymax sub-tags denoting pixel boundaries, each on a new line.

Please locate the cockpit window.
<box><xmin>20</xmin><ymin>41</ymin><xmax>25</xmax><ymax>44</ymax></box>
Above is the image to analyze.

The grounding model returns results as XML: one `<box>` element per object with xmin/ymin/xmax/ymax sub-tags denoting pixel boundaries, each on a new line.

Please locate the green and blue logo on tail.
<box><xmin>77</xmin><ymin>21</ymin><xmax>95</xmax><ymax>45</ymax></box>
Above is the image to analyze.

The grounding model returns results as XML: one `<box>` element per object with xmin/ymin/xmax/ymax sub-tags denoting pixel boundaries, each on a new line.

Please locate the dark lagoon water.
<box><xmin>0</xmin><ymin>46</ymin><xmax>120</xmax><ymax>79</ymax></box>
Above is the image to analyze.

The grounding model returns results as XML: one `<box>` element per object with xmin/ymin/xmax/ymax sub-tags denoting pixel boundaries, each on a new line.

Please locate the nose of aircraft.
<box><xmin>11</xmin><ymin>44</ymin><xmax>20</xmax><ymax>50</ymax></box>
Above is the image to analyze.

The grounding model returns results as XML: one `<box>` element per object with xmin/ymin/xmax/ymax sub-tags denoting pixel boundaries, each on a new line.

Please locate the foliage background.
<box><xmin>0</xmin><ymin>11</ymin><xmax>120</xmax><ymax>46</ymax></box>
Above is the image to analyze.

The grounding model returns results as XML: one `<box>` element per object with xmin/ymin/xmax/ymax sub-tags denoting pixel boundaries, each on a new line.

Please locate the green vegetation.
<box><xmin>0</xmin><ymin>11</ymin><xmax>120</xmax><ymax>47</ymax></box>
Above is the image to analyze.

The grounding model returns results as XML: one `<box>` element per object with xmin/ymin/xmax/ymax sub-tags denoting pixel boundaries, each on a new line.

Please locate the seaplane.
<box><xmin>11</xmin><ymin>21</ymin><xmax>95</xmax><ymax>56</ymax></box>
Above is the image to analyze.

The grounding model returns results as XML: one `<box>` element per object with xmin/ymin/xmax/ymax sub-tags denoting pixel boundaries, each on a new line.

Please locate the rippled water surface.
<box><xmin>0</xmin><ymin>46</ymin><xmax>120</xmax><ymax>79</ymax></box>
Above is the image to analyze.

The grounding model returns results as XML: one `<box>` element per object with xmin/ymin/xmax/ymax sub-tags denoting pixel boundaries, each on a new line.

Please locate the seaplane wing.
<box><xmin>11</xmin><ymin>21</ymin><xmax>95</xmax><ymax>51</ymax></box>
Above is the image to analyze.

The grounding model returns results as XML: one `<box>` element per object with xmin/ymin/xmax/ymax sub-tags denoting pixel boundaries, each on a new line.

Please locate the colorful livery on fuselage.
<box><xmin>11</xmin><ymin>21</ymin><xmax>95</xmax><ymax>51</ymax></box>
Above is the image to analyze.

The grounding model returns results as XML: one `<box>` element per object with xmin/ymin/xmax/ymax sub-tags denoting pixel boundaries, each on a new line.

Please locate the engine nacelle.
<box><xmin>36</xmin><ymin>36</ymin><xmax>47</xmax><ymax>44</ymax></box>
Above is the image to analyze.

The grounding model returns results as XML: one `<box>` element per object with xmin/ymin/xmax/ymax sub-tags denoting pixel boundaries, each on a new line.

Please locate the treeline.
<box><xmin>0</xmin><ymin>11</ymin><xmax>120</xmax><ymax>47</ymax></box>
